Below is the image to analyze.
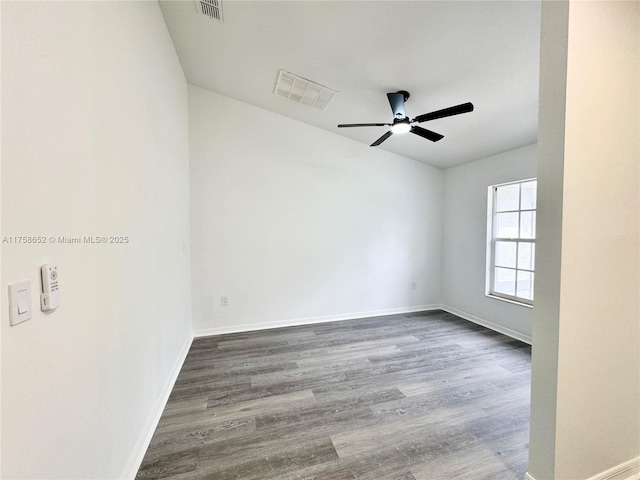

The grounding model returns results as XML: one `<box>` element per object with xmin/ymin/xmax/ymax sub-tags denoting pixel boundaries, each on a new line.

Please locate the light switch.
<box><xmin>9</xmin><ymin>280</ymin><xmax>32</xmax><ymax>326</ymax></box>
<box><xmin>17</xmin><ymin>290</ymin><xmax>29</xmax><ymax>314</ymax></box>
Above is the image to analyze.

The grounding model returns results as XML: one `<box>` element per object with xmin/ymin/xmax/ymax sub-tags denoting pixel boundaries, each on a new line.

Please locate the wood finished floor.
<box><xmin>136</xmin><ymin>310</ymin><xmax>531</xmax><ymax>480</ymax></box>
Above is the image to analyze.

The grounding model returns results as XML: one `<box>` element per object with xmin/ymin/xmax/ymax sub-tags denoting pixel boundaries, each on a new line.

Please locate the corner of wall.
<box><xmin>120</xmin><ymin>336</ymin><xmax>193</xmax><ymax>479</ymax></box>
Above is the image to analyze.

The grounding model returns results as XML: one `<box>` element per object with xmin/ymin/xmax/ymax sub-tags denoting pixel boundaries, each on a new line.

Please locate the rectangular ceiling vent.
<box><xmin>195</xmin><ymin>0</ymin><xmax>223</xmax><ymax>22</ymax></box>
<box><xmin>273</xmin><ymin>70</ymin><xmax>337</xmax><ymax>112</ymax></box>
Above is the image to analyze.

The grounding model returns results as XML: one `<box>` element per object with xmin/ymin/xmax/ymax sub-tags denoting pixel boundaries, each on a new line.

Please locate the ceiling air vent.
<box><xmin>195</xmin><ymin>0</ymin><xmax>223</xmax><ymax>22</ymax></box>
<box><xmin>273</xmin><ymin>70</ymin><xmax>337</xmax><ymax>112</ymax></box>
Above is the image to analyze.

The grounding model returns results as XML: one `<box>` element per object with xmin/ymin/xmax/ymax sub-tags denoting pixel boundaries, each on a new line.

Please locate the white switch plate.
<box><xmin>9</xmin><ymin>280</ymin><xmax>32</xmax><ymax>326</ymax></box>
<box><xmin>220</xmin><ymin>295</ymin><xmax>229</xmax><ymax>307</ymax></box>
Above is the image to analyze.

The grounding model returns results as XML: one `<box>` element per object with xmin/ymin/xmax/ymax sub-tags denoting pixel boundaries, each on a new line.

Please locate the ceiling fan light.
<box><xmin>391</xmin><ymin>122</ymin><xmax>411</xmax><ymax>134</ymax></box>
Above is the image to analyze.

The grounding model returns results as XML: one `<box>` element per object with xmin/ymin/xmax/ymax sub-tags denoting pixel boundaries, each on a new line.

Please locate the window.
<box><xmin>486</xmin><ymin>179</ymin><xmax>537</xmax><ymax>306</ymax></box>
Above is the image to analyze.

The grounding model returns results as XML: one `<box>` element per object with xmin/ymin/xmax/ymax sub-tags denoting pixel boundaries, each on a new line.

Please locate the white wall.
<box><xmin>441</xmin><ymin>143</ymin><xmax>537</xmax><ymax>342</ymax></box>
<box><xmin>1</xmin><ymin>2</ymin><xmax>192</xmax><ymax>479</ymax></box>
<box><xmin>189</xmin><ymin>85</ymin><xmax>443</xmax><ymax>335</ymax></box>
<box><xmin>555</xmin><ymin>0</ymin><xmax>639</xmax><ymax>477</ymax></box>
<box><xmin>527</xmin><ymin>2</ymin><xmax>568</xmax><ymax>476</ymax></box>
<box><xmin>529</xmin><ymin>1</ymin><xmax>640</xmax><ymax>479</ymax></box>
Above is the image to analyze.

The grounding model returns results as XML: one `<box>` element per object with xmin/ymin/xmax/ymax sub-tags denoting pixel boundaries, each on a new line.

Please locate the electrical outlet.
<box><xmin>411</xmin><ymin>281</ymin><xmax>417</xmax><ymax>290</ymax></box>
<box><xmin>220</xmin><ymin>295</ymin><xmax>229</xmax><ymax>307</ymax></box>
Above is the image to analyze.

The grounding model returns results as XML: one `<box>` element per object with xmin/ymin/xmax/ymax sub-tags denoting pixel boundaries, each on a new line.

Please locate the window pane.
<box><xmin>488</xmin><ymin>179</ymin><xmax>537</xmax><ymax>304</ymax></box>
<box><xmin>520</xmin><ymin>211</ymin><xmax>536</xmax><ymax>239</ymax></box>
<box><xmin>494</xmin><ymin>267</ymin><xmax>516</xmax><ymax>296</ymax></box>
<box><xmin>495</xmin><ymin>241</ymin><xmax>517</xmax><ymax>268</ymax></box>
<box><xmin>517</xmin><ymin>271</ymin><xmax>534</xmax><ymax>300</ymax></box>
<box><xmin>517</xmin><ymin>243</ymin><xmax>535</xmax><ymax>270</ymax></box>
<box><xmin>496</xmin><ymin>184</ymin><xmax>520</xmax><ymax>212</ymax></box>
<box><xmin>496</xmin><ymin>212</ymin><xmax>519</xmax><ymax>238</ymax></box>
<box><xmin>521</xmin><ymin>181</ymin><xmax>537</xmax><ymax>210</ymax></box>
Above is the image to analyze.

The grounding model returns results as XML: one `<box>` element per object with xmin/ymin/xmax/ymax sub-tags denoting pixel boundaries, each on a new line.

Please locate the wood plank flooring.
<box><xmin>136</xmin><ymin>310</ymin><xmax>531</xmax><ymax>480</ymax></box>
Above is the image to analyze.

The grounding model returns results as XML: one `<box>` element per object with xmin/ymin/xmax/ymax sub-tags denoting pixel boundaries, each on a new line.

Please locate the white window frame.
<box><xmin>485</xmin><ymin>178</ymin><xmax>537</xmax><ymax>307</ymax></box>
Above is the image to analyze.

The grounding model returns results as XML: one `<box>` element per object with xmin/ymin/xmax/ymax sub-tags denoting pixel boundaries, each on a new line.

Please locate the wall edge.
<box><xmin>120</xmin><ymin>335</ymin><xmax>194</xmax><ymax>479</ymax></box>
<box><xmin>440</xmin><ymin>304</ymin><xmax>532</xmax><ymax>344</ymax></box>
<box><xmin>193</xmin><ymin>305</ymin><xmax>441</xmax><ymax>337</ymax></box>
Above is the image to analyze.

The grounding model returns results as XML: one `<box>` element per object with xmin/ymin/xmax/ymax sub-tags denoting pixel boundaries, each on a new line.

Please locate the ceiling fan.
<box><xmin>338</xmin><ymin>91</ymin><xmax>474</xmax><ymax>147</ymax></box>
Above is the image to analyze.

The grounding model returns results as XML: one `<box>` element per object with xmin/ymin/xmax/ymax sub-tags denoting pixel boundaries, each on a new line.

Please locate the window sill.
<box><xmin>485</xmin><ymin>293</ymin><xmax>533</xmax><ymax>309</ymax></box>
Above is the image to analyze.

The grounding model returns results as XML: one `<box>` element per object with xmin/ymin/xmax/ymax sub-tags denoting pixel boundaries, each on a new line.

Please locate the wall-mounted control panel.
<box><xmin>8</xmin><ymin>280</ymin><xmax>32</xmax><ymax>326</ymax></box>
<box><xmin>40</xmin><ymin>264</ymin><xmax>60</xmax><ymax>311</ymax></box>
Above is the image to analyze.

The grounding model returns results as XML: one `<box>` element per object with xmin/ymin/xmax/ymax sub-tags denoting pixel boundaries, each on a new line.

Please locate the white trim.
<box><xmin>587</xmin><ymin>456</ymin><xmax>640</xmax><ymax>480</ymax></box>
<box><xmin>440</xmin><ymin>304</ymin><xmax>532</xmax><ymax>345</ymax></box>
<box><xmin>524</xmin><ymin>457</ymin><xmax>640</xmax><ymax>480</ymax></box>
<box><xmin>492</xmin><ymin>176</ymin><xmax>538</xmax><ymax>189</ymax></box>
<box><xmin>120</xmin><ymin>335</ymin><xmax>194</xmax><ymax>480</ymax></box>
<box><xmin>193</xmin><ymin>304</ymin><xmax>442</xmax><ymax>337</ymax></box>
<box><xmin>485</xmin><ymin>293</ymin><xmax>533</xmax><ymax>309</ymax></box>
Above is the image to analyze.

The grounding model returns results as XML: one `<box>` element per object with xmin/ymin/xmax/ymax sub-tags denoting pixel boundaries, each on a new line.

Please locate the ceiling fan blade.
<box><xmin>411</xmin><ymin>125</ymin><xmax>444</xmax><ymax>142</ymax></box>
<box><xmin>387</xmin><ymin>92</ymin><xmax>406</xmax><ymax>119</ymax></box>
<box><xmin>338</xmin><ymin>123</ymin><xmax>390</xmax><ymax>128</ymax></box>
<box><xmin>412</xmin><ymin>102</ymin><xmax>474</xmax><ymax>123</ymax></box>
<box><xmin>370</xmin><ymin>131</ymin><xmax>393</xmax><ymax>147</ymax></box>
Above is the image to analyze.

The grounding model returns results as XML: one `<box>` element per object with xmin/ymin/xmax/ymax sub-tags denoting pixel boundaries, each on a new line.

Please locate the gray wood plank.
<box><xmin>136</xmin><ymin>310</ymin><xmax>531</xmax><ymax>480</ymax></box>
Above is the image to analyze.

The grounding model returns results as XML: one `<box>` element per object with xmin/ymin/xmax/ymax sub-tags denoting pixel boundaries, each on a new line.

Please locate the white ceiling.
<box><xmin>159</xmin><ymin>1</ymin><xmax>541</xmax><ymax>169</ymax></box>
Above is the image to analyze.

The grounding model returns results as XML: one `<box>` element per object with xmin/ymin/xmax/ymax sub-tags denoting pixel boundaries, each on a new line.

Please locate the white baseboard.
<box><xmin>440</xmin><ymin>304</ymin><xmax>532</xmax><ymax>345</ymax></box>
<box><xmin>524</xmin><ymin>456</ymin><xmax>640</xmax><ymax>480</ymax></box>
<box><xmin>193</xmin><ymin>304</ymin><xmax>441</xmax><ymax>337</ymax></box>
<box><xmin>587</xmin><ymin>456</ymin><xmax>640</xmax><ymax>480</ymax></box>
<box><xmin>120</xmin><ymin>335</ymin><xmax>194</xmax><ymax>479</ymax></box>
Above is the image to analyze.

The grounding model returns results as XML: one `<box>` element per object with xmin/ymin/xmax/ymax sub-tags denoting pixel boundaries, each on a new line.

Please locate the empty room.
<box><xmin>1</xmin><ymin>1</ymin><xmax>638</xmax><ymax>480</ymax></box>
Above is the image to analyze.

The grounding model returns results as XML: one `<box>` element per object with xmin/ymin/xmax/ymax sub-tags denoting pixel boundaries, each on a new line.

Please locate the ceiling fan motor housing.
<box><xmin>337</xmin><ymin>90</ymin><xmax>473</xmax><ymax>146</ymax></box>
